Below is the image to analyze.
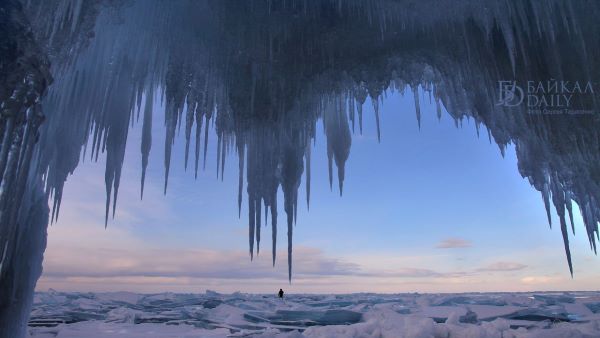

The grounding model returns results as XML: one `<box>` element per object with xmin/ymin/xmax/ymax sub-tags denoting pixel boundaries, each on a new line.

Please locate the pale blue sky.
<box><xmin>38</xmin><ymin>88</ymin><xmax>600</xmax><ymax>293</ymax></box>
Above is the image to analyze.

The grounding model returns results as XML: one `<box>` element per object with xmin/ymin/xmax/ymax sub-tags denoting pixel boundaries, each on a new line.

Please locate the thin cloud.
<box><xmin>41</xmin><ymin>243</ymin><xmax>361</xmax><ymax>280</ymax></box>
<box><xmin>436</xmin><ymin>238</ymin><xmax>471</xmax><ymax>249</ymax></box>
<box><xmin>477</xmin><ymin>262</ymin><xmax>527</xmax><ymax>272</ymax></box>
<box><xmin>372</xmin><ymin>268</ymin><xmax>475</xmax><ymax>279</ymax></box>
<box><xmin>520</xmin><ymin>275</ymin><xmax>560</xmax><ymax>284</ymax></box>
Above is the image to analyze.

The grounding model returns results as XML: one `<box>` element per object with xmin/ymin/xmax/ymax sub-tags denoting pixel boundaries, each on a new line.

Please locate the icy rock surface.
<box><xmin>29</xmin><ymin>291</ymin><xmax>600</xmax><ymax>338</ymax></box>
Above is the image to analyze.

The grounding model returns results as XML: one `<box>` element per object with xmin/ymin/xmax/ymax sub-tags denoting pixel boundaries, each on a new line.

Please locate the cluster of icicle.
<box><xmin>0</xmin><ymin>0</ymin><xmax>50</xmax><ymax>287</ymax></box>
<box><xmin>13</xmin><ymin>0</ymin><xmax>600</xmax><ymax>283</ymax></box>
<box><xmin>0</xmin><ymin>1</ymin><xmax>56</xmax><ymax>337</ymax></box>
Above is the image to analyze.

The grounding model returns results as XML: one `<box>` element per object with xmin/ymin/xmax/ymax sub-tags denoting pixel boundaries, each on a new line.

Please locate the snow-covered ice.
<box><xmin>29</xmin><ymin>291</ymin><xmax>600</xmax><ymax>337</ymax></box>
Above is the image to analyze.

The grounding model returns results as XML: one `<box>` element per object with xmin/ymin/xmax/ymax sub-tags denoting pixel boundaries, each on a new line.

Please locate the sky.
<box><xmin>37</xmin><ymin>87</ymin><xmax>600</xmax><ymax>294</ymax></box>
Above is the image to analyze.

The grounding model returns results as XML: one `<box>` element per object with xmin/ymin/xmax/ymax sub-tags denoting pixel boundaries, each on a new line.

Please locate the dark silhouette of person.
<box><xmin>278</xmin><ymin>288</ymin><xmax>284</xmax><ymax>298</ymax></box>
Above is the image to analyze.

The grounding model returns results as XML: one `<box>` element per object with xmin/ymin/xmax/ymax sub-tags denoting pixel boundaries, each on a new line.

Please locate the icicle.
<box><xmin>0</xmin><ymin>118</ymin><xmax>15</xmax><ymax>183</ymax></box>
<box><xmin>413</xmin><ymin>86</ymin><xmax>421</xmax><ymax>129</ymax></box>
<box><xmin>248</xmin><ymin>196</ymin><xmax>256</xmax><ymax>260</ymax></box>
<box><xmin>216</xmin><ymin>133</ymin><xmax>221</xmax><ymax>179</ymax></box>
<box><xmin>293</xmin><ymin>195</ymin><xmax>297</xmax><ymax>226</ymax></box>
<box><xmin>561</xmin><ymin>207</ymin><xmax>573</xmax><ymax>276</ymax></box>
<box><xmin>327</xmin><ymin>144</ymin><xmax>333</xmax><ymax>191</ymax></box>
<box><xmin>183</xmin><ymin>99</ymin><xmax>196</xmax><ymax>171</ymax></box>
<box><xmin>193</xmin><ymin>111</ymin><xmax>203</xmax><ymax>179</ymax></box>
<box><xmin>542</xmin><ymin>182</ymin><xmax>552</xmax><ymax>228</ymax></box>
<box><xmin>111</xmin><ymin>167</ymin><xmax>121</xmax><ymax>219</ymax></box>
<box><xmin>566</xmin><ymin>192</ymin><xmax>575</xmax><ymax>235</ymax></box>
<box><xmin>163</xmin><ymin>103</ymin><xmax>177</xmax><ymax>195</ymax></box>
<box><xmin>305</xmin><ymin>142</ymin><xmax>311</xmax><ymax>210</ymax></box>
<box><xmin>357</xmin><ymin>101</ymin><xmax>363</xmax><ymax>134</ymax></box>
<box><xmin>203</xmin><ymin>115</ymin><xmax>210</xmax><ymax>170</ymax></box>
<box><xmin>140</xmin><ymin>90</ymin><xmax>153</xmax><ymax>199</ymax></box>
<box><xmin>70</xmin><ymin>0</ymin><xmax>83</xmax><ymax>32</ymax></box>
<box><xmin>136</xmin><ymin>90</ymin><xmax>143</xmax><ymax>122</ymax></box>
<box><xmin>256</xmin><ymin>197</ymin><xmax>261</xmax><ymax>255</ymax></box>
<box><xmin>271</xmin><ymin>195</ymin><xmax>278</xmax><ymax>267</ymax></box>
<box><xmin>220</xmin><ymin>136</ymin><xmax>226</xmax><ymax>181</ymax></box>
<box><xmin>50</xmin><ymin>187</ymin><xmax>63</xmax><ymax>224</ymax></box>
<box><xmin>90</xmin><ymin>124</ymin><xmax>100</xmax><ymax>162</ymax></box>
<box><xmin>337</xmin><ymin>161</ymin><xmax>345</xmax><ymax>196</ymax></box>
<box><xmin>324</xmin><ymin>107</ymin><xmax>351</xmax><ymax>196</ymax></box>
<box><xmin>0</xmin><ymin>242</ymin><xmax>7</xmax><ymax>276</ymax></box>
<box><xmin>349</xmin><ymin>94</ymin><xmax>355</xmax><ymax>133</ymax></box>
<box><xmin>551</xmin><ymin>180</ymin><xmax>573</xmax><ymax>276</ymax></box>
<box><xmin>104</xmin><ymin>171</ymin><xmax>112</xmax><ymax>228</ymax></box>
<box><xmin>238</xmin><ymin>145</ymin><xmax>244</xmax><ymax>218</ymax></box>
<box><xmin>372</xmin><ymin>97</ymin><xmax>381</xmax><ymax>142</ymax></box>
<box><xmin>287</xmin><ymin>208</ymin><xmax>293</xmax><ymax>283</ymax></box>
<box><xmin>264</xmin><ymin>201</ymin><xmax>268</xmax><ymax>227</ymax></box>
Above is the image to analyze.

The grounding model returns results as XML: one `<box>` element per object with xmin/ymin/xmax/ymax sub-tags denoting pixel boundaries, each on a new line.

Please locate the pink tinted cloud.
<box><xmin>435</xmin><ymin>238</ymin><xmax>471</xmax><ymax>249</ymax></box>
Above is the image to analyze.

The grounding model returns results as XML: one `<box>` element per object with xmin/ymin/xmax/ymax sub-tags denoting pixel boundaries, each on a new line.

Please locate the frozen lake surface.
<box><xmin>29</xmin><ymin>291</ymin><xmax>600</xmax><ymax>337</ymax></box>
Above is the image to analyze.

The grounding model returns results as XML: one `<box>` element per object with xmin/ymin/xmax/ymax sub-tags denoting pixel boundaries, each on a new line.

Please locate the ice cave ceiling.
<box><xmin>2</xmin><ymin>0</ymin><xmax>600</xmax><ymax>282</ymax></box>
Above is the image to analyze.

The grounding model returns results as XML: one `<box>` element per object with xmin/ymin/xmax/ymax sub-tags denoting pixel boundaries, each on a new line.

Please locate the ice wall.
<box><xmin>0</xmin><ymin>1</ymin><xmax>51</xmax><ymax>336</ymax></box>
<box><xmin>21</xmin><ymin>0</ymin><xmax>600</xmax><ymax>278</ymax></box>
<box><xmin>1</xmin><ymin>1</ymin><xmax>600</xmax><ymax>335</ymax></box>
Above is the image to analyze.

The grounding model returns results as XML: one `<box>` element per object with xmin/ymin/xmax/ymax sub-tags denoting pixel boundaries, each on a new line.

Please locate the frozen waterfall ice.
<box><xmin>1</xmin><ymin>0</ymin><xmax>600</xmax><ymax>337</ymax></box>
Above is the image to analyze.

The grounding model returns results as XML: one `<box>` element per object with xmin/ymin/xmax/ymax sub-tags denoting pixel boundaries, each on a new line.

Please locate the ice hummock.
<box><xmin>28</xmin><ymin>291</ymin><xmax>600</xmax><ymax>337</ymax></box>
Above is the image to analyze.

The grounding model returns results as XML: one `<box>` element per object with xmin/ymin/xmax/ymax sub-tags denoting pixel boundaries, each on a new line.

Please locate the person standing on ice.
<box><xmin>278</xmin><ymin>289</ymin><xmax>284</xmax><ymax>299</ymax></box>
